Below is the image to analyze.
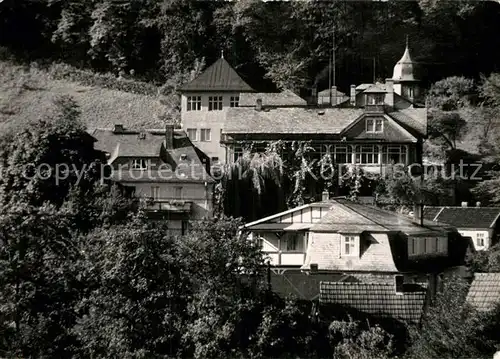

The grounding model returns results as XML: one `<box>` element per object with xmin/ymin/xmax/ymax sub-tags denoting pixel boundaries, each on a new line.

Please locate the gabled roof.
<box><xmin>423</xmin><ymin>206</ymin><xmax>500</xmax><ymax>229</ymax></box>
<box><xmin>243</xmin><ymin>202</ymin><xmax>331</xmax><ymax>229</ymax></box>
<box><xmin>92</xmin><ymin>128</ymin><xmax>214</xmax><ymax>183</ymax></box>
<box><xmin>179</xmin><ymin>57</ymin><xmax>254</xmax><ymax>92</ymax></box>
<box><xmin>239</xmin><ymin>90</ymin><xmax>307</xmax><ymax>107</ymax></box>
<box><xmin>320</xmin><ymin>281</ymin><xmax>428</xmax><ymax>323</ymax></box>
<box><xmin>466</xmin><ymin>273</ymin><xmax>500</xmax><ymax>311</ymax></box>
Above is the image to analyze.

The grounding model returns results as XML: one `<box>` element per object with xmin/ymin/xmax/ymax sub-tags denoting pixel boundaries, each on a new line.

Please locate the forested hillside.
<box><xmin>2</xmin><ymin>0</ymin><xmax>500</xmax><ymax>94</ymax></box>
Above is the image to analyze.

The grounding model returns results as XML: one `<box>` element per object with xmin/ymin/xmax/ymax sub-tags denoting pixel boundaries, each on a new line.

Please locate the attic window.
<box><xmin>366</xmin><ymin>94</ymin><xmax>384</xmax><ymax>105</ymax></box>
<box><xmin>131</xmin><ymin>159</ymin><xmax>148</xmax><ymax>170</ymax></box>
<box><xmin>341</xmin><ymin>235</ymin><xmax>359</xmax><ymax>257</ymax></box>
<box><xmin>366</xmin><ymin>118</ymin><xmax>383</xmax><ymax>133</ymax></box>
<box><xmin>180</xmin><ymin>154</ymin><xmax>188</xmax><ymax>161</ymax></box>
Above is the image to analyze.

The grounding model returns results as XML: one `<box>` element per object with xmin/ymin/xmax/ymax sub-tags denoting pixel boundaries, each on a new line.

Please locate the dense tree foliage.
<box><xmin>2</xmin><ymin>1</ymin><xmax>500</xmax><ymax>91</ymax></box>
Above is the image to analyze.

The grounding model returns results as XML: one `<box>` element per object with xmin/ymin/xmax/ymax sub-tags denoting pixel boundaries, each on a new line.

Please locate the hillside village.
<box><xmin>3</xmin><ymin>0</ymin><xmax>500</xmax><ymax>358</ymax></box>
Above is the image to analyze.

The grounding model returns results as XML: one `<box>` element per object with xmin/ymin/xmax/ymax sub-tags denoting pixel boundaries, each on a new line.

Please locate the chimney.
<box><xmin>476</xmin><ymin>201</ymin><xmax>481</xmax><ymax>207</ymax></box>
<box><xmin>413</xmin><ymin>203</ymin><xmax>423</xmax><ymax>226</ymax></box>
<box><xmin>394</xmin><ymin>275</ymin><xmax>404</xmax><ymax>295</ymax></box>
<box><xmin>165</xmin><ymin>123</ymin><xmax>174</xmax><ymax>149</ymax></box>
<box><xmin>350</xmin><ymin>85</ymin><xmax>356</xmax><ymax>106</ymax></box>
<box><xmin>461</xmin><ymin>201</ymin><xmax>468</xmax><ymax>208</ymax></box>
<box><xmin>113</xmin><ymin>124</ymin><xmax>125</xmax><ymax>133</ymax></box>
<box><xmin>385</xmin><ymin>78</ymin><xmax>394</xmax><ymax>109</ymax></box>
<box><xmin>322</xmin><ymin>190</ymin><xmax>329</xmax><ymax>201</ymax></box>
<box><xmin>330</xmin><ymin>85</ymin><xmax>337</xmax><ymax>106</ymax></box>
<box><xmin>311</xmin><ymin>86</ymin><xmax>318</xmax><ymax>106</ymax></box>
<box><xmin>255</xmin><ymin>98</ymin><xmax>262</xmax><ymax>111</ymax></box>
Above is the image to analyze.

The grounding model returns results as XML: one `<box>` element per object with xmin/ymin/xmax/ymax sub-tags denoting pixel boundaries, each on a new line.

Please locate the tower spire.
<box><xmin>221</xmin><ymin>49</ymin><xmax>224</xmax><ymax>59</ymax></box>
<box><xmin>406</xmin><ymin>35</ymin><xmax>409</xmax><ymax>49</ymax></box>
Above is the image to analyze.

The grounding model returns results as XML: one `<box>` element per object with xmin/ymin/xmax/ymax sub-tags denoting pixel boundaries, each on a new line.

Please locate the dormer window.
<box><xmin>366</xmin><ymin>118</ymin><xmax>383</xmax><ymax>133</ymax></box>
<box><xmin>208</xmin><ymin>96</ymin><xmax>223</xmax><ymax>111</ymax></box>
<box><xmin>341</xmin><ymin>235</ymin><xmax>359</xmax><ymax>257</ymax></box>
<box><xmin>132</xmin><ymin>159</ymin><xmax>148</xmax><ymax>170</ymax></box>
<box><xmin>366</xmin><ymin>94</ymin><xmax>384</xmax><ymax>105</ymax></box>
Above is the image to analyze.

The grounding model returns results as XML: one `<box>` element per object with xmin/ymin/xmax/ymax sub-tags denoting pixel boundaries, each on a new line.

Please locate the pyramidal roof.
<box><xmin>392</xmin><ymin>37</ymin><xmax>418</xmax><ymax>82</ymax></box>
<box><xmin>179</xmin><ymin>56</ymin><xmax>254</xmax><ymax>92</ymax></box>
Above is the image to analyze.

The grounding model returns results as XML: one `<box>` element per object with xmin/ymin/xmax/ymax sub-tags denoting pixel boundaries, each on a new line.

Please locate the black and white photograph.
<box><xmin>1</xmin><ymin>0</ymin><xmax>500</xmax><ymax>358</ymax></box>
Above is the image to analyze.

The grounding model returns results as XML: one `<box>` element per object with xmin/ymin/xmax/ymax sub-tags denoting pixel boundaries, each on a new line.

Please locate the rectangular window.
<box><xmin>208</xmin><ymin>96</ymin><xmax>223</xmax><ymax>111</ymax></box>
<box><xmin>341</xmin><ymin>235</ymin><xmax>357</xmax><ymax>256</ymax></box>
<box><xmin>174</xmin><ymin>186</ymin><xmax>183</xmax><ymax>199</ymax></box>
<box><xmin>151</xmin><ymin>186</ymin><xmax>160</xmax><ymax>200</ymax></box>
<box><xmin>409</xmin><ymin>237</ymin><xmax>448</xmax><ymax>255</ymax></box>
<box><xmin>181</xmin><ymin>220</ymin><xmax>190</xmax><ymax>235</ymax></box>
<box><xmin>286</xmin><ymin>235</ymin><xmax>298</xmax><ymax>251</ymax></box>
<box><xmin>187</xmin><ymin>96</ymin><xmax>201</xmax><ymax>111</ymax></box>
<box><xmin>132</xmin><ymin>159</ymin><xmax>148</xmax><ymax>170</ymax></box>
<box><xmin>383</xmin><ymin>145</ymin><xmax>407</xmax><ymax>164</ymax></box>
<box><xmin>200</xmin><ymin>128</ymin><xmax>211</xmax><ymax>142</ymax></box>
<box><xmin>477</xmin><ymin>233</ymin><xmax>485</xmax><ymax>247</ymax></box>
<box><xmin>355</xmin><ymin>145</ymin><xmax>379</xmax><ymax>165</ymax></box>
<box><xmin>230</xmin><ymin>96</ymin><xmax>239</xmax><ymax>107</ymax></box>
<box><xmin>187</xmin><ymin>128</ymin><xmax>197</xmax><ymax>142</ymax></box>
<box><xmin>367</xmin><ymin>94</ymin><xmax>385</xmax><ymax>105</ymax></box>
<box><xmin>334</xmin><ymin>145</ymin><xmax>352</xmax><ymax>164</ymax></box>
<box><xmin>366</xmin><ymin>118</ymin><xmax>384</xmax><ymax>133</ymax></box>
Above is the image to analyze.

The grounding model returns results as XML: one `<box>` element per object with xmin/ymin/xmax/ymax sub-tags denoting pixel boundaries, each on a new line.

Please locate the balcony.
<box><xmin>141</xmin><ymin>198</ymin><xmax>192</xmax><ymax>213</ymax></box>
<box><xmin>265</xmin><ymin>251</ymin><xmax>307</xmax><ymax>266</ymax></box>
<box><xmin>364</xmin><ymin>104</ymin><xmax>385</xmax><ymax>113</ymax></box>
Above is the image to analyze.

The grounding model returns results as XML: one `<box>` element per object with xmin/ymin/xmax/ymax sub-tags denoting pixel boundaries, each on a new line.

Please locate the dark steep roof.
<box><xmin>179</xmin><ymin>58</ymin><xmax>254</xmax><ymax>92</ymax></box>
<box><xmin>424</xmin><ymin>206</ymin><xmax>500</xmax><ymax>229</ymax></box>
<box><xmin>320</xmin><ymin>281</ymin><xmax>428</xmax><ymax>324</ymax></box>
<box><xmin>92</xmin><ymin>128</ymin><xmax>214</xmax><ymax>183</ymax></box>
<box><xmin>466</xmin><ymin>273</ymin><xmax>500</xmax><ymax>311</ymax></box>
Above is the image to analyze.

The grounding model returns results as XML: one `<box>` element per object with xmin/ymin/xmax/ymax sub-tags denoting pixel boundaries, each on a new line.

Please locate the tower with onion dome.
<box><xmin>392</xmin><ymin>36</ymin><xmax>420</xmax><ymax>103</ymax></box>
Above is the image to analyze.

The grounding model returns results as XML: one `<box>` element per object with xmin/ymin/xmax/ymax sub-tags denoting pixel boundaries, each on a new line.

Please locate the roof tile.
<box><xmin>424</xmin><ymin>206</ymin><xmax>500</xmax><ymax>229</ymax></box>
<box><xmin>466</xmin><ymin>273</ymin><xmax>500</xmax><ymax>311</ymax></box>
<box><xmin>239</xmin><ymin>90</ymin><xmax>307</xmax><ymax>107</ymax></box>
<box><xmin>320</xmin><ymin>281</ymin><xmax>428</xmax><ymax>323</ymax></box>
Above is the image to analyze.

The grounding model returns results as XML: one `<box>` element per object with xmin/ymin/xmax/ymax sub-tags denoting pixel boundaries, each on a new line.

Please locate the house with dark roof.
<box><xmin>179</xmin><ymin>55</ymin><xmax>255</xmax><ymax>163</ymax></box>
<box><xmin>466</xmin><ymin>273</ymin><xmax>500</xmax><ymax>311</ymax></box>
<box><xmin>178</xmin><ymin>42</ymin><xmax>426</xmax><ymax>174</ymax></box>
<box><xmin>423</xmin><ymin>205</ymin><xmax>500</xmax><ymax>250</ymax></box>
<box><xmin>242</xmin><ymin>197</ymin><xmax>469</xmax><ymax>300</ymax></box>
<box><xmin>92</xmin><ymin>124</ymin><xmax>215</xmax><ymax>234</ymax></box>
<box><xmin>221</xmin><ymin>42</ymin><xmax>427</xmax><ymax>171</ymax></box>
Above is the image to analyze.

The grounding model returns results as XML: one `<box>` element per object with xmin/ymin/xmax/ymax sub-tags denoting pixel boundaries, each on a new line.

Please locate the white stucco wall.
<box><xmin>181</xmin><ymin>92</ymin><xmax>239</xmax><ymax>162</ymax></box>
<box><xmin>458</xmin><ymin>229</ymin><xmax>492</xmax><ymax>251</ymax></box>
